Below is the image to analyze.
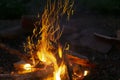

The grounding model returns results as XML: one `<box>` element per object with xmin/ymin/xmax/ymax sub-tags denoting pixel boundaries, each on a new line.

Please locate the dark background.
<box><xmin>0</xmin><ymin>0</ymin><xmax>120</xmax><ymax>19</ymax></box>
<box><xmin>0</xmin><ymin>0</ymin><xmax>120</xmax><ymax>80</ymax></box>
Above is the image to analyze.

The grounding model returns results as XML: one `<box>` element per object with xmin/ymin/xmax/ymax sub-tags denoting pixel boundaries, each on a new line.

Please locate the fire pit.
<box><xmin>0</xmin><ymin>0</ymin><xmax>94</xmax><ymax>80</ymax></box>
<box><xmin>12</xmin><ymin>51</ymin><xmax>92</xmax><ymax>80</ymax></box>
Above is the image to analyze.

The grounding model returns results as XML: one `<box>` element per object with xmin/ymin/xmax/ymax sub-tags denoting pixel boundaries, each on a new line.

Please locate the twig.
<box><xmin>94</xmin><ymin>33</ymin><xmax>120</xmax><ymax>45</ymax></box>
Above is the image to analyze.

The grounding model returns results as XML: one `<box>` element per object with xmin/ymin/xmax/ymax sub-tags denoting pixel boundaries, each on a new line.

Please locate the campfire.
<box><xmin>0</xmin><ymin>0</ymin><xmax>94</xmax><ymax>80</ymax></box>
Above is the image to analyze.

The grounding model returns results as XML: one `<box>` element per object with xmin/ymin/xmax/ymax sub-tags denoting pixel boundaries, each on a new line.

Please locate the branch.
<box><xmin>65</xmin><ymin>50</ymin><xmax>95</xmax><ymax>68</ymax></box>
<box><xmin>0</xmin><ymin>43</ymin><xmax>30</xmax><ymax>63</ymax></box>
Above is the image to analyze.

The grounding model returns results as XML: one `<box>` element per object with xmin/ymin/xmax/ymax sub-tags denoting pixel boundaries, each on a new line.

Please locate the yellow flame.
<box><xmin>58</xmin><ymin>45</ymin><xmax>62</xmax><ymax>58</ymax></box>
<box><xmin>24</xmin><ymin>0</ymin><xmax>74</xmax><ymax>80</ymax></box>
<box><xmin>23</xmin><ymin>64</ymin><xmax>32</xmax><ymax>71</ymax></box>
<box><xmin>84</xmin><ymin>70</ymin><xmax>89</xmax><ymax>76</ymax></box>
<box><xmin>54</xmin><ymin>62</ymin><xmax>66</xmax><ymax>80</ymax></box>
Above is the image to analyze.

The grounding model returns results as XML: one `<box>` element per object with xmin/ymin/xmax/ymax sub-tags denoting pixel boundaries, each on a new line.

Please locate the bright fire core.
<box><xmin>24</xmin><ymin>0</ymin><xmax>74</xmax><ymax>80</ymax></box>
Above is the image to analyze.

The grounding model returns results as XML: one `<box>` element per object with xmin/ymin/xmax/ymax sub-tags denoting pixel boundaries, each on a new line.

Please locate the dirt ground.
<box><xmin>0</xmin><ymin>13</ymin><xmax>120</xmax><ymax>80</ymax></box>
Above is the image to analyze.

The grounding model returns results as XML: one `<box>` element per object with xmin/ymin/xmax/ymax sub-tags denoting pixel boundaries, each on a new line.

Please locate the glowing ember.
<box><xmin>23</xmin><ymin>64</ymin><xmax>32</xmax><ymax>71</ymax></box>
<box><xmin>23</xmin><ymin>0</ymin><xmax>89</xmax><ymax>79</ymax></box>
<box><xmin>24</xmin><ymin>0</ymin><xmax>73</xmax><ymax>78</ymax></box>
<box><xmin>84</xmin><ymin>70</ymin><xmax>89</xmax><ymax>76</ymax></box>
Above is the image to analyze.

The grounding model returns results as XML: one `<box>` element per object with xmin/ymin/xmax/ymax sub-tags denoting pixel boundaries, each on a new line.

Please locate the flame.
<box><xmin>54</xmin><ymin>62</ymin><xmax>66</xmax><ymax>80</ymax></box>
<box><xmin>58</xmin><ymin>45</ymin><xmax>62</xmax><ymax>58</ymax></box>
<box><xmin>23</xmin><ymin>64</ymin><xmax>32</xmax><ymax>71</ymax></box>
<box><xmin>24</xmin><ymin>0</ymin><xmax>74</xmax><ymax>80</ymax></box>
<box><xmin>84</xmin><ymin>70</ymin><xmax>89</xmax><ymax>76</ymax></box>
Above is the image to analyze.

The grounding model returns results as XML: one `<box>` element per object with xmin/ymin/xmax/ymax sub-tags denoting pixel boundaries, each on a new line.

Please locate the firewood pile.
<box><xmin>0</xmin><ymin>8</ymin><xmax>120</xmax><ymax>80</ymax></box>
<box><xmin>0</xmin><ymin>43</ymin><xmax>94</xmax><ymax>80</ymax></box>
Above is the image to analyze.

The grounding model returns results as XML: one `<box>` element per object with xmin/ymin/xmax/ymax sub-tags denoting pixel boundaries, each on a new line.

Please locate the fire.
<box><xmin>58</xmin><ymin>45</ymin><xmax>62</xmax><ymax>58</ymax></box>
<box><xmin>54</xmin><ymin>62</ymin><xmax>66</xmax><ymax>80</ymax></box>
<box><xmin>84</xmin><ymin>70</ymin><xmax>89</xmax><ymax>76</ymax></box>
<box><xmin>23</xmin><ymin>64</ymin><xmax>32</xmax><ymax>71</ymax></box>
<box><xmin>24</xmin><ymin>0</ymin><xmax>74</xmax><ymax>80</ymax></box>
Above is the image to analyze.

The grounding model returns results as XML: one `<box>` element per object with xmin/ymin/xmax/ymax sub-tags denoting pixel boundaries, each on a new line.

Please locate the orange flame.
<box><xmin>23</xmin><ymin>64</ymin><xmax>32</xmax><ymax>71</ymax></box>
<box><xmin>54</xmin><ymin>62</ymin><xmax>66</xmax><ymax>80</ymax></box>
<box><xmin>84</xmin><ymin>70</ymin><xmax>89</xmax><ymax>76</ymax></box>
<box><xmin>24</xmin><ymin>0</ymin><xmax>74</xmax><ymax>80</ymax></box>
<box><xmin>58</xmin><ymin>45</ymin><xmax>62</xmax><ymax>58</ymax></box>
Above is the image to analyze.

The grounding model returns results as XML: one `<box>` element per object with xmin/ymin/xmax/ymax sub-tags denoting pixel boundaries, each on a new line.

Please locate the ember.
<box><xmin>84</xmin><ymin>70</ymin><xmax>89</xmax><ymax>76</ymax></box>
<box><xmin>0</xmin><ymin>0</ymin><xmax>94</xmax><ymax>80</ymax></box>
<box><xmin>23</xmin><ymin>64</ymin><xmax>32</xmax><ymax>71</ymax></box>
<box><xmin>24</xmin><ymin>0</ymin><xmax>74</xmax><ymax>79</ymax></box>
<box><xmin>22</xmin><ymin>0</ymin><xmax>92</xmax><ymax>79</ymax></box>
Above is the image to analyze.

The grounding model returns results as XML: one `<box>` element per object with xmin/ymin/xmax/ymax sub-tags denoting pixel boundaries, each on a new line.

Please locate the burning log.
<box><xmin>0</xmin><ymin>43</ymin><xmax>94</xmax><ymax>68</ymax></box>
<box><xmin>66</xmin><ymin>54</ymin><xmax>95</xmax><ymax>67</ymax></box>
<box><xmin>63</xmin><ymin>53</ymin><xmax>73</xmax><ymax>80</ymax></box>
<box><xmin>0</xmin><ymin>42</ymin><xmax>94</xmax><ymax>68</ymax></box>
<box><xmin>65</xmin><ymin>50</ymin><xmax>95</xmax><ymax>68</ymax></box>
<box><xmin>63</xmin><ymin>51</ymin><xmax>92</xmax><ymax>80</ymax></box>
<box><xmin>0</xmin><ymin>43</ymin><xmax>94</xmax><ymax>80</ymax></box>
<box><xmin>0</xmin><ymin>0</ymin><xmax>95</xmax><ymax>79</ymax></box>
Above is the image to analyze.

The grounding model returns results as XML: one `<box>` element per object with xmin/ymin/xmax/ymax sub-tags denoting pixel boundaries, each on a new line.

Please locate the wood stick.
<box><xmin>0</xmin><ymin>73</ymin><xmax>32</xmax><ymax>80</ymax></box>
<box><xmin>0</xmin><ymin>43</ymin><xmax>95</xmax><ymax>67</ymax></box>
<box><xmin>65</xmin><ymin>50</ymin><xmax>95</xmax><ymax>68</ymax></box>
<box><xmin>0</xmin><ymin>74</ymin><xmax>12</xmax><ymax>77</ymax></box>
<box><xmin>63</xmin><ymin>53</ymin><xmax>73</xmax><ymax>80</ymax></box>
<box><xmin>94</xmin><ymin>33</ymin><xmax>120</xmax><ymax>44</ymax></box>
<box><xmin>0</xmin><ymin>43</ymin><xmax>30</xmax><ymax>63</ymax></box>
<box><xmin>66</xmin><ymin>54</ymin><xmax>95</xmax><ymax>68</ymax></box>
